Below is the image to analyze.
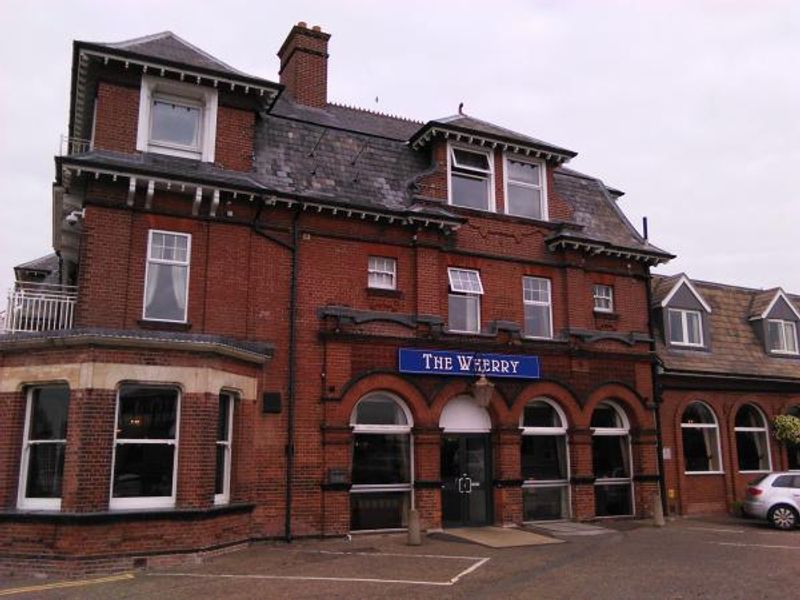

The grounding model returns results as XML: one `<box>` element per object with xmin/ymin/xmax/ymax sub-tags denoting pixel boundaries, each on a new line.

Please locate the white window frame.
<box><xmin>767</xmin><ymin>319</ymin><xmax>799</xmax><ymax>355</ymax></box>
<box><xmin>17</xmin><ymin>386</ymin><xmax>69</xmax><ymax>511</ymax></box>
<box><xmin>136</xmin><ymin>75</ymin><xmax>218</xmax><ymax>162</ymax></box>
<box><xmin>520</xmin><ymin>398</ymin><xmax>571</xmax><ymax>522</ymax></box>
<box><xmin>109</xmin><ymin>386</ymin><xmax>180</xmax><ymax>510</ymax></box>
<box><xmin>447</xmin><ymin>142</ymin><xmax>496</xmax><ymax>212</ymax></box>
<box><xmin>593</xmin><ymin>284</ymin><xmax>614</xmax><ymax>314</ymax></box>
<box><xmin>367</xmin><ymin>256</ymin><xmax>397</xmax><ymax>290</ymax></box>
<box><xmin>349</xmin><ymin>393</ymin><xmax>415</xmax><ymax>531</ymax></box>
<box><xmin>668</xmin><ymin>308</ymin><xmax>704</xmax><ymax>347</ymax></box>
<box><xmin>591</xmin><ymin>401</ymin><xmax>634</xmax><ymax>518</ymax></box>
<box><xmin>447</xmin><ymin>267</ymin><xmax>483</xmax><ymax>334</ymax></box>
<box><xmin>735</xmin><ymin>404</ymin><xmax>773</xmax><ymax>474</ymax></box>
<box><xmin>680</xmin><ymin>401</ymin><xmax>724</xmax><ymax>475</ymax></box>
<box><xmin>522</xmin><ymin>276</ymin><xmax>553</xmax><ymax>339</ymax></box>
<box><xmin>503</xmin><ymin>154</ymin><xmax>548</xmax><ymax>220</ymax></box>
<box><xmin>143</xmin><ymin>229</ymin><xmax>192</xmax><ymax>324</ymax></box>
<box><xmin>215</xmin><ymin>391</ymin><xmax>235</xmax><ymax>505</ymax></box>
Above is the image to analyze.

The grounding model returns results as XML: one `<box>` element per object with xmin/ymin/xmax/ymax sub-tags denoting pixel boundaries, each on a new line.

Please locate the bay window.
<box><xmin>111</xmin><ymin>385</ymin><xmax>179</xmax><ymax>509</ymax></box>
<box><xmin>18</xmin><ymin>385</ymin><xmax>69</xmax><ymax>510</ymax></box>
<box><xmin>215</xmin><ymin>392</ymin><xmax>235</xmax><ymax>505</ymax></box>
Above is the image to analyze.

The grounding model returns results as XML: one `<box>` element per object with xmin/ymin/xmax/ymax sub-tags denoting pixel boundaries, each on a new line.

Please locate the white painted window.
<box><xmin>448</xmin><ymin>268</ymin><xmax>483</xmax><ymax>333</ymax></box>
<box><xmin>523</xmin><ymin>277</ymin><xmax>552</xmax><ymax>339</ymax></box>
<box><xmin>367</xmin><ymin>256</ymin><xmax>397</xmax><ymax>290</ymax></box>
<box><xmin>593</xmin><ymin>285</ymin><xmax>614</xmax><ymax>313</ymax></box>
<box><xmin>591</xmin><ymin>401</ymin><xmax>634</xmax><ymax>517</ymax></box>
<box><xmin>448</xmin><ymin>145</ymin><xmax>494</xmax><ymax>211</ymax></box>
<box><xmin>215</xmin><ymin>392</ymin><xmax>235</xmax><ymax>505</ymax></box>
<box><xmin>18</xmin><ymin>386</ymin><xmax>69</xmax><ymax>511</ymax></box>
<box><xmin>668</xmin><ymin>308</ymin><xmax>703</xmax><ymax>347</ymax></box>
<box><xmin>681</xmin><ymin>402</ymin><xmax>722</xmax><ymax>474</ymax></box>
<box><xmin>350</xmin><ymin>393</ymin><xmax>413</xmax><ymax>531</ymax></box>
<box><xmin>735</xmin><ymin>404</ymin><xmax>772</xmax><ymax>473</ymax></box>
<box><xmin>505</xmin><ymin>156</ymin><xmax>546</xmax><ymax>220</ymax></box>
<box><xmin>521</xmin><ymin>398</ymin><xmax>570</xmax><ymax>521</ymax></box>
<box><xmin>143</xmin><ymin>230</ymin><xmax>191</xmax><ymax>323</ymax></box>
<box><xmin>110</xmin><ymin>385</ymin><xmax>179</xmax><ymax>510</ymax></box>
<box><xmin>767</xmin><ymin>319</ymin><xmax>799</xmax><ymax>354</ymax></box>
<box><xmin>136</xmin><ymin>75</ymin><xmax>218</xmax><ymax>161</ymax></box>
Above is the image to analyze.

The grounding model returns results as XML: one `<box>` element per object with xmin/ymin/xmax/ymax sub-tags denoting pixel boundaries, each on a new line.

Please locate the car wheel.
<box><xmin>768</xmin><ymin>505</ymin><xmax>798</xmax><ymax>530</ymax></box>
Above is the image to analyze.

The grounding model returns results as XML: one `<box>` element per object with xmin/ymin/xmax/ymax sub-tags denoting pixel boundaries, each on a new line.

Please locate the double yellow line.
<box><xmin>0</xmin><ymin>572</ymin><xmax>134</xmax><ymax>596</ymax></box>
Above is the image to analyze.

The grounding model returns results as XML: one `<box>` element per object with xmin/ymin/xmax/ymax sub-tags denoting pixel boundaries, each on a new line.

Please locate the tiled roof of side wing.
<box><xmin>652</xmin><ymin>274</ymin><xmax>800</xmax><ymax>380</ymax></box>
<box><xmin>14</xmin><ymin>253</ymin><xmax>60</xmax><ymax>274</ymax></box>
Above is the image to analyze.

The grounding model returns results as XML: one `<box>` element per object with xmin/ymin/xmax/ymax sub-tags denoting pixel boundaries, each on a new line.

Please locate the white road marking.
<box><xmin>687</xmin><ymin>527</ymin><xmax>745</xmax><ymax>534</ymax></box>
<box><xmin>148</xmin><ymin>550</ymin><xmax>490</xmax><ymax>587</ymax></box>
<box><xmin>708</xmin><ymin>541</ymin><xmax>800</xmax><ymax>550</ymax></box>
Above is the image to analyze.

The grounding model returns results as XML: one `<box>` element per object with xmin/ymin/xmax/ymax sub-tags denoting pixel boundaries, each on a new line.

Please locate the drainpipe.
<box><xmin>249</xmin><ymin>202</ymin><xmax>299</xmax><ymax>542</ymax></box>
<box><xmin>284</xmin><ymin>209</ymin><xmax>300</xmax><ymax>542</ymax></box>
<box><xmin>645</xmin><ymin>264</ymin><xmax>668</xmax><ymax>517</ymax></box>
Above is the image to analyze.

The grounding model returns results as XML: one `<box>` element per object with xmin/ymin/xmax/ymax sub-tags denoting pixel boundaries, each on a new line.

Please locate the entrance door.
<box><xmin>441</xmin><ymin>434</ymin><xmax>492</xmax><ymax>527</ymax></box>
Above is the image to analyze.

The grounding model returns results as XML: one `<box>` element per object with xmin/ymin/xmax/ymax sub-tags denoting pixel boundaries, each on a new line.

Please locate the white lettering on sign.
<box><xmin>457</xmin><ymin>355</ymin><xmax>473</xmax><ymax>371</ymax></box>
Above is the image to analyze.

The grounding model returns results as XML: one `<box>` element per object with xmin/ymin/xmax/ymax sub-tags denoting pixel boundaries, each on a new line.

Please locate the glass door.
<box><xmin>441</xmin><ymin>434</ymin><xmax>492</xmax><ymax>527</ymax></box>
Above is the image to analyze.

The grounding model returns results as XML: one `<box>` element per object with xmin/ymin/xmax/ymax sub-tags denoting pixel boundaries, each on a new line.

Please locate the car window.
<box><xmin>748</xmin><ymin>475</ymin><xmax>769</xmax><ymax>486</ymax></box>
<box><xmin>772</xmin><ymin>475</ymin><xmax>794</xmax><ymax>488</ymax></box>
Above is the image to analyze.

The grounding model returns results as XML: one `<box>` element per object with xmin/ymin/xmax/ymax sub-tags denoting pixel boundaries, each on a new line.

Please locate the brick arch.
<box><xmin>335</xmin><ymin>372</ymin><xmax>431</xmax><ymax>427</ymax></box>
<box><xmin>725</xmin><ymin>398</ymin><xmax>773</xmax><ymax>430</ymax></box>
<box><xmin>429</xmin><ymin>379</ymin><xmax>511</xmax><ymax>427</ymax></box>
<box><xmin>781</xmin><ymin>397</ymin><xmax>800</xmax><ymax>415</ymax></box>
<box><xmin>582</xmin><ymin>382</ymin><xmax>649</xmax><ymax>429</ymax></box>
<box><xmin>509</xmin><ymin>380</ymin><xmax>581</xmax><ymax>426</ymax></box>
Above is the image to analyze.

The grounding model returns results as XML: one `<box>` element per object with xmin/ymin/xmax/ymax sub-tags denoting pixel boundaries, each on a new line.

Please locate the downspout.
<box><xmin>645</xmin><ymin>263</ymin><xmax>668</xmax><ymax>517</ymax></box>
<box><xmin>285</xmin><ymin>209</ymin><xmax>300</xmax><ymax>542</ymax></box>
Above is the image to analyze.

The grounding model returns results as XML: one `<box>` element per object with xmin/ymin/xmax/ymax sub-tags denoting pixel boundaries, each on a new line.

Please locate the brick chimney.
<box><xmin>277</xmin><ymin>22</ymin><xmax>331</xmax><ymax>108</ymax></box>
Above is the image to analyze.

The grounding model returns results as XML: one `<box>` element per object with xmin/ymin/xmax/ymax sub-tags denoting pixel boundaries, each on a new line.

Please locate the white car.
<box><xmin>742</xmin><ymin>472</ymin><xmax>800</xmax><ymax>530</ymax></box>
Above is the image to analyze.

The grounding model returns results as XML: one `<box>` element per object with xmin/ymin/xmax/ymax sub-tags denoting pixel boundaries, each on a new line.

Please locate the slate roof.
<box><xmin>748</xmin><ymin>288</ymin><xmax>782</xmax><ymax>319</ymax></box>
<box><xmin>15</xmin><ymin>254</ymin><xmax>59</xmax><ymax>275</ymax></box>
<box><xmin>410</xmin><ymin>113</ymin><xmax>577</xmax><ymax>159</ymax></box>
<box><xmin>653</xmin><ymin>275</ymin><xmax>800</xmax><ymax>381</ymax></box>
<box><xmin>77</xmin><ymin>31</ymin><xmax>281</xmax><ymax>91</ymax></box>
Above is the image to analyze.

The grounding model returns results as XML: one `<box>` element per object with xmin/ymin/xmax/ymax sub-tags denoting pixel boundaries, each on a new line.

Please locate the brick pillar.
<box><xmin>492</xmin><ymin>426</ymin><xmax>523</xmax><ymax>526</ymax></box>
<box><xmin>61</xmin><ymin>389</ymin><xmax>116</xmax><ymax>512</ymax></box>
<box><xmin>0</xmin><ymin>390</ymin><xmax>26</xmax><ymax>509</ymax></box>
<box><xmin>176</xmin><ymin>392</ymin><xmax>217</xmax><ymax>509</ymax></box>
<box><xmin>413</xmin><ymin>426</ymin><xmax>442</xmax><ymax>531</ymax></box>
<box><xmin>569</xmin><ymin>427</ymin><xmax>596</xmax><ymax>520</ymax></box>
<box><xmin>632</xmin><ymin>426</ymin><xmax>660</xmax><ymax>519</ymax></box>
<box><xmin>321</xmin><ymin>425</ymin><xmax>352</xmax><ymax>535</ymax></box>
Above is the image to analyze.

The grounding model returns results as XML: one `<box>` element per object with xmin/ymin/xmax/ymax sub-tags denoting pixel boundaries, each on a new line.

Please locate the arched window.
<box><xmin>734</xmin><ymin>404</ymin><xmax>771</xmax><ymax>473</ymax></box>
<box><xmin>591</xmin><ymin>401</ymin><xmax>633</xmax><ymax>517</ymax></box>
<box><xmin>520</xmin><ymin>398</ymin><xmax>570</xmax><ymax>521</ymax></box>
<box><xmin>788</xmin><ymin>406</ymin><xmax>800</xmax><ymax>471</ymax></box>
<box><xmin>681</xmin><ymin>402</ymin><xmax>722</xmax><ymax>473</ymax></box>
<box><xmin>350</xmin><ymin>392</ymin><xmax>413</xmax><ymax>531</ymax></box>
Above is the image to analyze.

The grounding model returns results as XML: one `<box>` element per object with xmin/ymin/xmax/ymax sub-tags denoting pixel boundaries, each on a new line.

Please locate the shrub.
<box><xmin>772</xmin><ymin>415</ymin><xmax>800</xmax><ymax>445</ymax></box>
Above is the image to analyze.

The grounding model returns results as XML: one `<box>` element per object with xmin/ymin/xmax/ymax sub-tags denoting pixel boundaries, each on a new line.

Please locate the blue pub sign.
<box><xmin>398</xmin><ymin>348</ymin><xmax>540</xmax><ymax>379</ymax></box>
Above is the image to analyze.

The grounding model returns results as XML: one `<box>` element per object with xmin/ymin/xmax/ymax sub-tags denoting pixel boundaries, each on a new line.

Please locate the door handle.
<box><xmin>463</xmin><ymin>476</ymin><xmax>473</xmax><ymax>494</ymax></box>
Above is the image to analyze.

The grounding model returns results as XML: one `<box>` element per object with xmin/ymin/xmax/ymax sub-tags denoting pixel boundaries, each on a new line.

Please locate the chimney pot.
<box><xmin>277</xmin><ymin>22</ymin><xmax>331</xmax><ymax>108</ymax></box>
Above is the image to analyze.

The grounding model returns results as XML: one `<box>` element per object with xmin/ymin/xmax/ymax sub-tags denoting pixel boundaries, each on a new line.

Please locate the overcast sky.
<box><xmin>1</xmin><ymin>0</ymin><xmax>798</xmax><ymax>299</ymax></box>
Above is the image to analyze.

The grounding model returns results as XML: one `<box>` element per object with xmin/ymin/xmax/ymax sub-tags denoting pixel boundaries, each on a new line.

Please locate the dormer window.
<box><xmin>448</xmin><ymin>146</ymin><xmax>493</xmax><ymax>211</ymax></box>
<box><xmin>767</xmin><ymin>319</ymin><xmax>798</xmax><ymax>354</ymax></box>
<box><xmin>505</xmin><ymin>157</ymin><xmax>546</xmax><ymax>220</ymax></box>
<box><xmin>136</xmin><ymin>75</ymin><xmax>218</xmax><ymax>162</ymax></box>
<box><xmin>668</xmin><ymin>308</ymin><xmax>703</xmax><ymax>347</ymax></box>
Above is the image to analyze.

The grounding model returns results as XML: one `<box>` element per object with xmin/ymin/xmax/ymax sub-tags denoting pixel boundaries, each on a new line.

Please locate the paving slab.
<box><xmin>527</xmin><ymin>521</ymin><xmax>615</xmax><ymax>536</ymax></box>
<box><xmin>436</xmin><ymin>526</ymin><xmax>563</xmax><ymax>548</ymax></box>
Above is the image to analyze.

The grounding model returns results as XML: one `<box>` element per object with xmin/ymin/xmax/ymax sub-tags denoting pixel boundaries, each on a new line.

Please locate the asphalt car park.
<box><xmin>1</xmin><ymin>516</ymin><xmax>797</xmax><ymax>599</ymax></box>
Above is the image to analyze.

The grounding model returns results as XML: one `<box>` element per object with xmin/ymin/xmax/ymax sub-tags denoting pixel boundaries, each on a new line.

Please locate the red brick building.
<box><xmin>652</xmin><ymin>275</ymin><xmax>800</xmax><ymax>516</ymax></box>
<box><xmin>0</xmin><ymin>23</ymin><xmax>674</xmax><ymax>573</ymax></box>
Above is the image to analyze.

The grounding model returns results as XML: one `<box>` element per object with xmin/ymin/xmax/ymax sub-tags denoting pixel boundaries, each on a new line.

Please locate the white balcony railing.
<box><xmin>3</xmin><ymin>283</ymin><xmax>78</xmax><ymax>333</ymax></box>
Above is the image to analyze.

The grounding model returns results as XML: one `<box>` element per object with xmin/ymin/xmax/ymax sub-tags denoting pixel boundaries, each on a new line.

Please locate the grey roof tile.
<box><xmin>653</xmin><ymin>275</ymin><xmax>800</xmax><ymax>380</ymax></box>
